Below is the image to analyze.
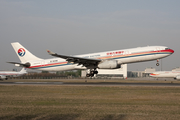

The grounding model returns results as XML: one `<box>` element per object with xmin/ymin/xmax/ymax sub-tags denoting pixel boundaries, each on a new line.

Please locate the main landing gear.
<box><xmin>156</xmin><ymin>59</ymin><xmax>159</xmax><ymax>66</ymax></box>
<box><xmin>86</xmin><ymin>69</ymin><xmax>98</xmax><ymax>77</ymax></box>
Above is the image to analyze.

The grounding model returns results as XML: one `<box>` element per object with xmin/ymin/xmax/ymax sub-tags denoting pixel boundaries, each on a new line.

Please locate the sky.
<box><xmin>0</xmin><ymin>0</ymin><xmax>180</xmax><ymax>71</ymax></box>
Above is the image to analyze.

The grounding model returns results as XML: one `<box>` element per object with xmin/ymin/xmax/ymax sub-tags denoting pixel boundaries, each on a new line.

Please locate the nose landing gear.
<box><xmin>156</xmin><ymin>59</ymin><xmax>159</xmax><ymax>66</ymax></box>
<box><xmin>156</xmin><ymin>63</ymin><xmax>159</xmax><ymax>66</ymax></box>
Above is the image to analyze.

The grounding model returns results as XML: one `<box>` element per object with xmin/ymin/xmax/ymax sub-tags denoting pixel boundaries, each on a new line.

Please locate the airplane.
<box><xmin>0</xmin><ymin>67</ymin><xmax>27</xmax><ymax>80</ymax></box>
<box><xmin>150</xmin><ymin>71</ymin><xmax>180</xmax><ymax>80</ymax></box>
<box><xmin>8</xmin><ymin>42</ymin><xmax>174</xmax><ymax>77</ymax></box>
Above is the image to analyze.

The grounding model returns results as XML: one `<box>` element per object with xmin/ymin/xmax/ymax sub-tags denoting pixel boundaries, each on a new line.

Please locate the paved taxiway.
<box><xmin>1</xmin><ymin>81</ymin><xmax>180</xmax><ymax>87</ymax></box>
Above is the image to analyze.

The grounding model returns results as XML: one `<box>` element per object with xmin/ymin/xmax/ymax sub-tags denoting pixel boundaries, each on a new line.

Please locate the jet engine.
<box><xmin>175</xmin><ymin>75</ymin><xmax>180</xmax><ymax>80</ymax></box>
<box><xmin>98</xmin><ymin>60</ymin><xmax>121</xmax><ymax>69</ymax></box>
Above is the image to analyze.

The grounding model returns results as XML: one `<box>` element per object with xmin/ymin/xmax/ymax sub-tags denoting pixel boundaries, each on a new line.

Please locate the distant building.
<box><xmin>129</xmin><ymin>71</ymin><xmax>144</xmax><ymax>77</ymax></box>
<box><xmin>128</xmin><ymin>67</ymin><xmax>156</xmax><ymax>77</ymax></box>
<box><xmin>145</xmin><ymin>67</ymin><xmax>156</xmax><ymax>73</ymax></box>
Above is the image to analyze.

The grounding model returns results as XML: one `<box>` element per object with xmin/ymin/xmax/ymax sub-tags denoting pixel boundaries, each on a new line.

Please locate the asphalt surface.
<box><xmin>1</xmin><ymin>81</ymin><xmax>180</xmax><ymax>87</ymax></box>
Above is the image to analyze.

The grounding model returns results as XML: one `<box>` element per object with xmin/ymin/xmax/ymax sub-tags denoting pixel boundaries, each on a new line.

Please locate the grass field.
<box><xmin>1</xmin><ymin>80</ymin><xmax>180</xmax><ymax>120</ymax></box>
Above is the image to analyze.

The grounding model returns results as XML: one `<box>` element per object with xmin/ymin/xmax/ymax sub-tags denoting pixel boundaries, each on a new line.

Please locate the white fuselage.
<box><xmin>150</xmin><ymin>71</ymin><xmax>180</xmax><ymax>78</ymax></box>
<box><xmin>0</xmin><ymin>70</ymin><xmax>26</xmax><ymax>79</ymax></box>
<box><xmin>27</xmin><ymin>46</ymin><xmax>174</xmax><ymax>71</ymax></box>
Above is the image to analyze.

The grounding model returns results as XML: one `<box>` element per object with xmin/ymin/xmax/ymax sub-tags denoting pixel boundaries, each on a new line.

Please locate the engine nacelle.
<box><xmin>98</xmin><ymin>60</ymin><xmax>120</xmax><ymax>69</ymax></box>
<box><xmin>175</xmin><ymin>75</ymin><xmax>180</xmax><ymax>80</ymax></box>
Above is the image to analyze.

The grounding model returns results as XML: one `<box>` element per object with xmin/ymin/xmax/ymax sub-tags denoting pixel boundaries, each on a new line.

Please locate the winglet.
<box><xmin>47</xmin><ymin>50</ymin><xmax>55</xmax><ymax>55</ymax></box>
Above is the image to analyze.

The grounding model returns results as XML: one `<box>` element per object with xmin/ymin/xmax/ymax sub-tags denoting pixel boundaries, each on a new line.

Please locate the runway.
<box><xmin>1</xmin><ymin>81</ymin><xmax>180</xmax><ymax>87</ymax></box>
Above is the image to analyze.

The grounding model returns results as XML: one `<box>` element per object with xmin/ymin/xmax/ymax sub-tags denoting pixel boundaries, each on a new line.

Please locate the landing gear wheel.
<box><xmin>156</xmin><ymin>63</ymin><xmax>159</xmax><ymax>66</ymax></box>
<box><xmin>156</xmin><ymin>59</ymin><xmax>160</xmax><ymax>66</ymax></box>
<box><xmin>86</xmin><ymin>69</ymin><xmax>98</xmax><ymax>77</ymax></box>
<box><xmin>90</xmin><ymin>74</ymin><xmax>94</xmax><ymax>77</ymax></box>
<box><xmin>90</xmin><ymin>71</ymin><xmax>94</xmax><ymax>75</ymax></box>
<box><xmin>94</xmin><ymin>71</ymin><xmax>98</xmax><ymax>74</ymax></box>
<box><xmin>86</xmin><ymin>74</ymin><xmax>90</xmax><ymax>77</ymax></box>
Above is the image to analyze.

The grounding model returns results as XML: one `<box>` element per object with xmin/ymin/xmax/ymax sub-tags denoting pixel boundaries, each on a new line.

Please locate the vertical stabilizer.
<box><xmin>11</xmin><ymin>42</ymin><xmax>42</xmax><ymax>63</ymax></box>
<box><xmin>20</xmin><ymin>67</ymin><xmax>27</xmax><ymax>73</ymax></box>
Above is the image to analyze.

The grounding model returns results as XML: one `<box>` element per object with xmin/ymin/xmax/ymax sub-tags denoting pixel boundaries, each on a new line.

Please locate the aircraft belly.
<box><xmin>74</xmin><ymin>65</ymin><xmax>87</xmax><ymax>70</ymax></box>
<box><xmin>119</xmin><ymin>53</ymin><xmax>170</xmax><ymax>64</ymax></box>
<box><xmin>153</xmin><ymin>54</ymin><xmax>169</xmax><ymax>59</ymax></box>
<box><xmin>119</xmin><ymin>55</ymin><xmax>156</xmax><ymax>64</ymax></box>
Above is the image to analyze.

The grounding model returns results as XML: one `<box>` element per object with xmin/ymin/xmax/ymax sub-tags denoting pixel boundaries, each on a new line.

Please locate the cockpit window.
<box><xmin>165</xmin><ymin>48</ymin><xmax>170</xmax><ymax>50</ymax></box>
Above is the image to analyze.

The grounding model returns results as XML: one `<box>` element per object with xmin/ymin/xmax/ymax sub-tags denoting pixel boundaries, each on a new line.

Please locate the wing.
<box><xmin>47</xmin><ymin>50</ymin><xmax>101</xmax><ymax>68</ymax></box>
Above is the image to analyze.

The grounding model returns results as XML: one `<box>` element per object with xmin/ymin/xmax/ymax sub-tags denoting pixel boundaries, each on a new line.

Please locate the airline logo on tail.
<box><xmin>18</xmin><ymin>48</ymin><xmax>26</xmax><ymax>57</ymax></box>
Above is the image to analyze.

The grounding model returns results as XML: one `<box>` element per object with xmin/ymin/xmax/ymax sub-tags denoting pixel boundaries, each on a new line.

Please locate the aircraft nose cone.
<box><xmin>165</xmin><ymin>48</ymin><xmax>174</xmax><ymax>54</ymax></box>
<box><xmin>170</xmin><ymin>49</ymin><xmax>174</xmax><ymax>54</ymax></box>
<box><xmin>168</xmin><ymin>49</ymin><xmax>174</xmax><ymax>54</ymax></box>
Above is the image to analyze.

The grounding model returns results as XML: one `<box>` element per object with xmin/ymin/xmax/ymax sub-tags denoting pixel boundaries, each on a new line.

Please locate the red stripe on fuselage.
<box><xmin>159</xmin><ymin>49</ymin><xmax>174</xmax><ymax>54</ymax></box>
<box><xmin>98</xmin><ymin>49</ymin><xmax>174</xmax><ymax>60</ymax></box>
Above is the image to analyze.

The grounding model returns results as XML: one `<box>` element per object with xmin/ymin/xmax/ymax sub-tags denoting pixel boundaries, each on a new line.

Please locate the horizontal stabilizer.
<box><xmin>7</xmin><ymin>62</ymin><xmax>31</xmax><ymax>67</ymax></box>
